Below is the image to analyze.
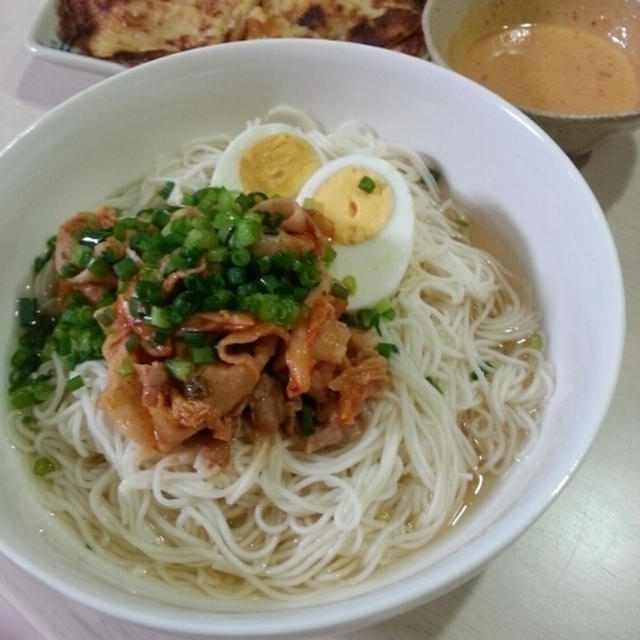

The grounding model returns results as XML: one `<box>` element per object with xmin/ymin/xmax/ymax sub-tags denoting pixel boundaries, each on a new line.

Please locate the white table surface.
<box><xmin>1</xmin><ymin>2</ymin><xmax>639</xmax><ymax>639</ymax></box>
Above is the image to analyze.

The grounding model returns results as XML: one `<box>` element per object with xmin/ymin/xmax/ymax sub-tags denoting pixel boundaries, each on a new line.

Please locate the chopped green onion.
<box><xmin>190</xmin><ymin>345</ymin><xmax>215</xmax><ymax>364</ymax></box>
<box><xmin>150</xmin><ymin>306</ymin><xmax>171</xmax><ymax>329</ymax></box>
<box><xmin>230</xmin><ymin>247</ymin><xmax>251</xmax><ymax>267</ymax></box>
<box><xmin>298</xmin><ymin>266</ymin><xmax>320</xmax><ymax>288</ymax></box>
<box><xmin>158</xmin><ymin>181</ymin><xmax>175</xmax><ymax>200</ymax></box>
<box><xmin>232</xmin><ymin>218</ymin><xmax>262</xmax><ymax>248</ymax></box>
<box><xmin>87</xmin><ymin>257</ymin><xmax>110</xmax><ymax>278</ymax></box>
<box><xmin>33</xmin><ymin>457</ymin><xmax>55</xmax><ymax>476</ymax></box>
<box><xmin>258</xmin><ymin>274</ymin><xmax>283</xmax><ymax>294</ymax></box>
<box><xmin>226</xmin><ymin>266</ymin><xmax>246</xmax><ymax>287</ymax></box>
<box><xmin>471</xmin><ymin>361</ymin><xmax>494</xmax><ymax>381</ymax></box>
<box><xmin>125</xmin><ymin>333</ymin><xmax>141</xmax><ymax>352</ymax></box>
<box><xmin>112</xmin><ymin>220</ymin><xmax>129</xmax><ymax>241</ymax></box>
<box><xmin>217</xmin><ymin>189</ymin><xmax>236</xmax><ymax>212</ymax></box>
<box><xmin>135</xmin><ymin>280</ymin><xmax>164</xmax><ymax>305</ymax></box>
<box><xmin>271</xmin><ymin>251</ymin><xmax>295</xmax><ymax>272</ymax></box>
<box><xmin>94</xmin><ymin>306</ymin><xmax>116</xmax><ymax>329</ymax></box>
<box><xmin>66</xmin><ymin>375</ymin><xmax>84</xmax><ymax>392</ymax></box>
<box><xmin>183</xmin><ymin>331</ymin><xmax>206</xmax><ymax>347</ymax></box>
<box><xmin>426</xmin><ymin>375</ymin><xmax>443</xmax><ymax>394</ymax></box>
<box><xmin>453</xmin><ymin>217</ymin><xmax>469</xmax><ymax>228</ymax></box>
<box><xmin>10</xmin><ymin>387</ymin><xmax>33</xmax><ymax>409</ymax></box>
<box><xmin>128</xmin><ymin>298</ymin><xmax>148</xmax><ymax>319</ymax></box>
<box><xmin>331</xmin><ymin>282</ymin><xmax>351</xmax><ymax>299</ymax></box>
<box><xmin>151</xmin><ymin>208</ymin><xmax>172</xmax><ymax>229</ymax></box>
<box><xmin>342</xmin><ymin>275</ymin><xmax>357</xmax><ymax>294</ymax></box>
<box><xmin>176</xmin><ymin>246</ymin><xmax>203</xmax><ymax>268</ymax></box>
<box><xmin>113</xmin><ymin>257</ymin><xmax>139</xmax><ymax>281</ymax></box>
<box><xmin>355</xmin><ymin>308</ymin><xmax>375</xmax><ymax>330</ymax></box>
<box><xmin>253</xmin><ymin>255</ymin><xmax>272</xmax><ymax>275</ymax></box>
<box><xmin>44</xmin><ymin>297</ymin><xmax>104</xmax><ymax>372</ymax></box>
<box><xmin>184</xmin><ymin>228</ymin><xmax>218</xmax><ymax>250</ymax></box>
<box><xmin>207</xmin><ymin>247</ymin><xmax>228</xmax><ymax>263</ymax></box>
<box><xmin>165</xmin><ymin>358</ymin><xmax>195</xmax><ymax>382</ymax></box>
<box><xmin>71</xmin><ymin>244</ymin><xmax>92</xmax><ymax>269</ymax></box>
<box><xmin>237</xmin><ymin>282</ymin><xmax>258</xmax><ymax>298</ymax></box>
<box><xmin>374</xmin><ymin>298</ymin><xmax>394</xmax><ymax>316</ymax></box>
<box><xmin>524</xmin><ymin>332</ymin><xmax>544</xmax><ymax>350</ymax></box>
<box><xmin>358</xmin><ymin>175</ymin><xmax>375</xmax><ymax>193</ymax></box>
<box><xmin>322</xmin><ymin>245</ymin><xmax>337</xmax><ymax>264</ymax></box>
<box><xmin>99</xmin><ymin>246</ymin><xmax>122</xmax><ymax>264</ymax></box>
<box><xmin>17</xmin><ymin>298</ymin><xmax>39</xmax><ymax>327</ymax></box>
<box><xmin>33</xmin><ymin>236</ymin><xmax>56</xmax><ymax>273</ymax></box>
<box><xmin>376</xmin><ymin>342</ymin><xmax>398</xmax><ymax>358</ymax></box>
<box><xmin>60</xmin><ymin>263</ymin><xmax>80</xmax><ymax>279</ymax></box>
<box><xmin>96</xmin><ymin>291</ymin><xmax>116</xmax><ymax>308</ymax></box>
<box><xmin>203</xmin><ymin>289</ymin><xmax>236</xmax><ymax>311</ymax></box>
<box><xmin>151</xmin><ymin>328</ymin><xmax>170</xmax><ymax>345</ymax></box>
<box><xmin>296</xmin><ymin>403</ymin><xmax>315</xmax><ymax>436</ymax></box>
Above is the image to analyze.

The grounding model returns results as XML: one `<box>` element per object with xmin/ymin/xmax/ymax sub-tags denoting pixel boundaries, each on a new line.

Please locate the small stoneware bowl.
<box><xmin>423</xmin><ymin>0</ymin><xmax>640</xmax><ymax>157</ymax></box>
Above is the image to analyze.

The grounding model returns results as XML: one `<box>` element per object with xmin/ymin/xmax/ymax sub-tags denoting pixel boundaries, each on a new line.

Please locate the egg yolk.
<box><xmin>239</xmin><ymin>133</ymin><xmax>322</xmax><ymax>198</ymax></box>
<box><xmin>312</xmin><ymin>167</ymin><xmax>393</xmax><ymax>244</ymax></box>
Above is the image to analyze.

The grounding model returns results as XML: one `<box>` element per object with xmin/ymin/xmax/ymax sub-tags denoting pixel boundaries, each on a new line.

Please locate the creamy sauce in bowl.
<box><xmin>445</xmin><ymin>0</ymin><xmax>640</xmax><ymax>115</ymax></box>
<box><xmin>458</xmin><ymin>22</ymin><xmax>640</xmax><ymax>114</ymax></box>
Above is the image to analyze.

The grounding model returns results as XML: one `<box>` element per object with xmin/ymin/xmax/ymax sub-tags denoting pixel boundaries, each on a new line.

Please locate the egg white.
<box><xmin>297</xmin><ymin>154</ymin><xmax>415</xmax><ymax>310</ymax></box>
<box><xmin>210</xmin><ymin>123</ymin><xmax>325</xmax><ymax>194</ymax></box>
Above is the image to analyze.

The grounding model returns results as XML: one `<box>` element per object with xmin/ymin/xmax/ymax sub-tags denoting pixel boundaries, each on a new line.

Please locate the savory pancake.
<box><xmin>57</xmin><ymin>0</ymin><xmax>260</xmax><ymax>64</ymax></box>
<box><xmin>244</xmin><ymin>1</ymin><xmax>425</xmax><ymax>56</ymax></box>
<box><xmin>57</xmin><ymin>0</ymin><xmax>427</xmax><ymax>64</ymax></box>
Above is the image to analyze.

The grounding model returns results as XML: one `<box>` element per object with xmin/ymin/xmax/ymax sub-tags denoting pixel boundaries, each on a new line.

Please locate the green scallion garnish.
<box><xmin>113</xmin><ymin>256</ymin><xmax>139</xmax><ymax>281</ymax></box>
<box><xmin>158</xmin><ymin>181</ymin><xmax>175</xmax><ymax>200</ymax></box>
<box><xmin>66</xmin><ymin>375</ymin><xmax>84</xmax><ymax>392</ymax></box>
<box><xmin>358</xmin><ymin>175</ymin><xmax>375</xmax><ymax>193</ymax></box>
<box><xmin>190</xmin><ymin>345</ymin><xmax>215</xmax><ymax>364</ymax></box>
<box><xmin>426</xmin><ymin>376</ymin><xmax>443</xmax><ymax>394</ymax></box>
<box><xmin>33</xmin><ymin>457</ymin><xmax>55</xmax><ymax>476</ymax></box>
<box><xmin>296</xmin><ymin>403</ymin><xmax>315</xmax><ymax>436</ymax></box>
<box><xmin>331</xmin><ymin>282</ymin><xmax>351</xmax><ymax>299</ymax></box>
<box><xmin>376</xmin><ymin>342</ymin><xmax>398</xmax><ymax>358</ymax></box>
<box><xmin>17</xmin><ymin>298</ymin><xmax>39</xmax><ymax>327</ymax></box>
<box><xmin>164</xmin><ymin>358</ymin><xmax>195</xmax><ymax>382</ymax></box>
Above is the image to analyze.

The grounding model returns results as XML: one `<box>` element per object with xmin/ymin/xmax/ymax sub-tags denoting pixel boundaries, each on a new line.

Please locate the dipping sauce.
<box><xmin>458</xmin><ymin>23</ymin><xmax>639</xmax><ymax>114</ymax></box>
<box><xmin>446</xmin><ymin>0</ymin><xmax>640</xmax><ymax>115</ymax></box>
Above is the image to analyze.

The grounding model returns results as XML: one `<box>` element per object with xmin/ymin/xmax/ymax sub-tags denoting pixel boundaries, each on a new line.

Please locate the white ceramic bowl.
<box><xmin>0</xmin><ymin>40</ymin><xmax>624</xmax><ymax>637</ymax></box>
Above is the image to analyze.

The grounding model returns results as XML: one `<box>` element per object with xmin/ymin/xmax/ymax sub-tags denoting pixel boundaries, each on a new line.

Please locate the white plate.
<box><xmin>25</xmin><ymin>0</ymin><xmax>123</xmax><ymax>75</ymax></box>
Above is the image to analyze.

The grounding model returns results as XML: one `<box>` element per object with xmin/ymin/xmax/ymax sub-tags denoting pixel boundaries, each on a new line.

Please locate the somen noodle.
<box><xmin>6</xmin><ymin>107</ymin><xmax>553</xmax><ymax>604</ymax></box>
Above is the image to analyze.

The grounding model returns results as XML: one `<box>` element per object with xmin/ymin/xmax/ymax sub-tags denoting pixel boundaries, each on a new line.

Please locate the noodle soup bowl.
<box><xmin>0</xmin><ymin>39</ymin><xmax>624</xmax><ymax>637</ymax></box>
<box><xmin>422</xmin><ymin>0</ymin><xmax>640</xmax><ymax>157</ymax></box>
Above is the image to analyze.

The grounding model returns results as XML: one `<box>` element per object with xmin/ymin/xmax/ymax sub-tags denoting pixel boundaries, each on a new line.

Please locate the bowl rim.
<box><xmin>0</xmin><ymin>37</ymin><xmax>626</xmax><ymax>636</ymax></box>
<box><xmin>421</xmin><ymin>0</ymin><xmax>640</xmax><ymax>121</ymax></box>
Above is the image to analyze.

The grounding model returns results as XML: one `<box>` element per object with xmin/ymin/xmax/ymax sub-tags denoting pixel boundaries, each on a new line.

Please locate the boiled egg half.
<box><xmin>297</xmin><ymin>154</ymin><xmax>415</xmax><ymax>309</ymax></box>
<box><xmin>211</xmin><ymin>123</ymin><xmax>325</xmax><ymax>198</ymax></box>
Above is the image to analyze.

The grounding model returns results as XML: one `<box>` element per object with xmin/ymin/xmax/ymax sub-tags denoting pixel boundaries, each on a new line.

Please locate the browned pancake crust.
<box><xmin>57</xmin><ymin>0</ymin><xmax>427</xmax><ymax>64</ymax></box>
<box><xmin>245</xmin><ymin>1</ymin><xmax>424</xmax><ymax>52</ymax></box>
<box><xmin>57</xmin><ymin>0</ymin><xmax>260</xmax><ymax>65</ymax></box>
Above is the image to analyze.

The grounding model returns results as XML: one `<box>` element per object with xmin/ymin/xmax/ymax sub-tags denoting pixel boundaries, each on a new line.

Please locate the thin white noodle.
<box><xmin>6</xmin><ymin>107</ymin><xmax>554</xmax><ymax>605</ymax></box>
